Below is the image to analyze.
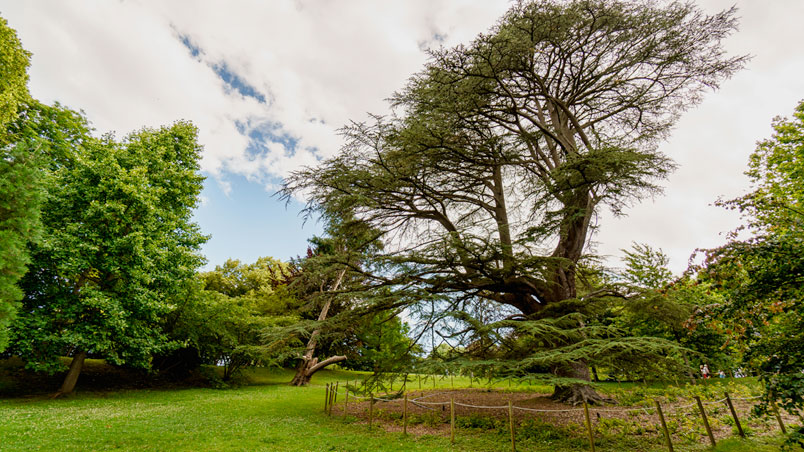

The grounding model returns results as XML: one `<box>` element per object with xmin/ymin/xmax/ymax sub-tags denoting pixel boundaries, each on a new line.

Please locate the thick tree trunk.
<box><xmin>550</xmin><ymin>360</ymin><xmax>613</xmax><ymax>405</ymax></box>
<box><xmin>57</xmin><ymin>350</ymin><xmax>87</xmax><ymax>395</ymax></box>
<box><xmin>539</xmin><ymin>191</ymin><xmax>614</xmax><ymax>405</ymax></box>
<box><xmin>546</xmin><ymin>190</ymin><xmax>595</xmax><ymax>304</ymax></box>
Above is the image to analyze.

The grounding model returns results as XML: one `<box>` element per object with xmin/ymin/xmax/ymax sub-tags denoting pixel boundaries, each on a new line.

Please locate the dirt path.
<box><xmin>329</xmin><ymin>388</ymin><xmax>796</xmax><ymax>442</ymax></box>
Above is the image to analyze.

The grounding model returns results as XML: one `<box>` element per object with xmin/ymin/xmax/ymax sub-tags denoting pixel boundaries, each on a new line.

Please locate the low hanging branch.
<box><xmin>290</xmin><ymin>268</ymin><xmax>347</xmax><ymax>386</ymax></box>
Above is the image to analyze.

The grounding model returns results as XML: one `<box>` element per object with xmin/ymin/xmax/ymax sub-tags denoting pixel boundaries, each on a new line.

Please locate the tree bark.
<box><xmin>290</xmin><ymin>269</ymin><xmax>347</xmax><ymax>386</ymax></box>
<box><xmin>290</xmin><ymin>355</ymin><xmax>347</xmax><ymax>386</ymax></box>
<box><xmin>550</xmin><ymin>360</ymin><xmax>613</xmax><ymax>405</ymax></box>
<box><xmin>57</xmin><ymin>350</ymin><xmax>87</xmax><ymax>395</ymax></box>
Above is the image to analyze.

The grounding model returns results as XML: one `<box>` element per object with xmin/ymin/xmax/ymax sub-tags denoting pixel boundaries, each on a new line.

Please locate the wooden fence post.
<box><xmin>403</xmin><ymin>393</ymin><xmax>408</xmax><ymax>436</ymax></box>
<box><xmin>432</xmin><ymin>374</ymin><xmax>436</xmax><ymax>389</ymax></box>
<box><xmin>344</xmin><ymin>386</ymin><xmax>349</xmax><ymax>414</ymax></box>
<box><xmin>368</xmin><ymin>395</ymin><xmax>374</xmax><ymax>431</ymax></box>
<box><xmin>583</xmin><ymin>402</ymin><xmax>596</xmax><ymax>452</ymax></box>
<box><xmin>508</xmin><ymin>400</ymin><xmax>516</xmax><ymax>452</ymax></box>
<box><xmin>418</xmin><ymin>374</ymin><xmax>422</xmax><ymax>390</ymax></box>
<box><xmin>655</xmin><ymin>400</ymin><xmax>674</xmax><ymax>452</ymax></box>
<box><xmin>724</xmin><ymin>392</ymin><xmax>745</xmax><ymax>438</ymax></box>
<box><xmin>694</xmin><ymin>396</ymin><xmax>716</xmax><ymax>447</ymax></box>
<box><xmin>324</xmin><ymin>383</ymin><xmax>330</xmax><ymax>412</ymax></box>
<box><xmin>770</xmin><ymin>398</ymin><xmax>787</xmax><ymax>434</ymax></box>
<box><xmin>332</xmin><ymin>381</ymin><xmax>339</xmax><ymax>414</ymax></box>
<box><xmin>450</xmin><ymin>397</ymin><xmax>455</xmax><ymax>444</ymax></box>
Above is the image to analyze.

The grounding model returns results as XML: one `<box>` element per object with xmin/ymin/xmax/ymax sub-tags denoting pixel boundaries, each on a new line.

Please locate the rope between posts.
<box><xmin>413</xmin><ymin>391</ymin><xmax>450</xmax><ymax>401</ymax></box>
<box><xmin>337</xmin><ymin>388</ymin><xmax>758</xmax><ymax>415</ymax></box>
<box><xmin>411</xmin><ymin>401</ymin><xmax>438</xmax><ymax>411</ymax></box>
<box><xmin>514</xmin><ymin>405</ymin><xmax>583</xmax><ymax>413</ymax></box>
<box><xmin>342</xmin><ymin>392</ymin><xmax>396</xmax><ymax>402</ymax></box>
<box><xmin>454</xmin><ymin>401</ymin><xmax>509</xmax><ymax>409</ymax></box>
<box><xmin>732</xmin><ymin>395</ymin><xmax>762</xmax><ymax>401</ymax></box>
<box><xmin>591</xmin><ymin>406</ymin><xmax>653</xmax><ymax>413</ymax></box>
<box><xmin>413</xmin><ymin>400</ymin><xmax>450</xmax><ymax>406</ymax></box>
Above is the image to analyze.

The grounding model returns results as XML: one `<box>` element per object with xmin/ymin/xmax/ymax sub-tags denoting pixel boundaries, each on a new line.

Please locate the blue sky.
<box><xmin>194</xmin><ymin>174</ymin><xmax>321</xmax><ymax>269</ymax></box>
<box><xmin>4</xmin><ymin>0</ymin><xmax>804</xmax><ymax>273</ymax></box>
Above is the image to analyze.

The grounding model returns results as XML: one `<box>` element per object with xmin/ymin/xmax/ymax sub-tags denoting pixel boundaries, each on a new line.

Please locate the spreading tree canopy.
<box><xmin>156</xmin><ymin>257</ymin><xmax>297</xmax><ymax>382</ymax></box>
<box><xmin>8</xmin><ymin>104</ymin><xmax>208</xmax><ymax>394</ymax></box>
<box><xmin>284</xmin><ymin>0</ymin><xmax>746</xmax><ymax>403</ymax></box>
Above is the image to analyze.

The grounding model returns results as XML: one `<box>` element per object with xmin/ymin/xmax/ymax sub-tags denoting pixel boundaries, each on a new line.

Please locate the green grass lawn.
<box><xmin>0</xmin><ymin>366</ymin><xmax>788</xmax><ymax>451</ymax></box>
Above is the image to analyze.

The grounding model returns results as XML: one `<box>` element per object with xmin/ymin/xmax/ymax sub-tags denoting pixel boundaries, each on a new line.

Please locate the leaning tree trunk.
<box><xmin>290</xmin><ymin>269</ymin><xmax>347</xmax><ymax>386</ymax></box>
<box><xmin>57</xmin><ymin>349</ymin><xmax>87</xmax><ymax>396</ymax></box>
<box><xmin>291</xmin><ymin>355</ymin><xmax>348</xmax><ymax>386</ymax></box>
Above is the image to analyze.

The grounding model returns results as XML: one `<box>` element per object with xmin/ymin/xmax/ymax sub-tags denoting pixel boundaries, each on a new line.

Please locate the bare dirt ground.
<box><xmin>329</xmin><ymin>388</ymin><xmax>798</xmax><ymax>442</ymax></box>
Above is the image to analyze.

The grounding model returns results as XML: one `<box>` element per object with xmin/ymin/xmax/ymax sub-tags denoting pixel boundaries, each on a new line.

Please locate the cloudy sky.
<box><xmin>3</xmin><ymin>0</ymin><xmax>803</xmax><ymax>273</ymax></box>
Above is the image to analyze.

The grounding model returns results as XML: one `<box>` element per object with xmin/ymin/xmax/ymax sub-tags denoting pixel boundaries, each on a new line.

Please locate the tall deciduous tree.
<box><xmin>193</xmin><ymin>257</ymin><xmax>296</xmax><ymax>381</ymax></box>
<box><xmin>697</xmin><ymin>101</ymin><xmax>804</xmax><ymax>442</ymax></box>
<box><xmin>9</xmin><ymin>104</ymin><xmax>207</xmax><ymax>394</ymax></box>
<box><xmin>0</xmin><ymin>16</ymin><xmax>39</xmax><ymax>351</ymax></box>
<box><xmin>285</xmin><ymin>0</ymin><xmax>746</xmax><ymax>403</ymax></box>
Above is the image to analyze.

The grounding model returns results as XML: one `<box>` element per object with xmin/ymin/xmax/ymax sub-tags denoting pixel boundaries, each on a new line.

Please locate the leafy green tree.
<box><xmin>9</xmin><ymin>104</ymin><xmax>207</xmax><ymax>394</ymax></box>
<box><xmin>284</xmin><ymin>0</ymin><xmax>745</xmax><ymax>403</ymax></box>
<box><xmin>0</xmin><ymin>16</ymin><xmax>29</xmax><ymax>128</ymax></box>
<box><xmin>190</xmin><ymin>257</ymin><xmax>297</xmax><ymax>380</ymax></box>
<box><xmin>0</xmin><ymin>16</ymin><xmax>39</xmax><ymax>351</ymax></box>
<box><xmin>613</xmin><ymin>244</ymin><xmax>733</xmax><ymax>381</ymax></box>
<box><xmin>697</xmin><ymin>101</ymin><xmax>804</xmax><ymax>442</ymax></box>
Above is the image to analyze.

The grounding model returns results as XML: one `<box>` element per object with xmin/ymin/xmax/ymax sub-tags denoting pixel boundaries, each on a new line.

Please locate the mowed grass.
<box><xmin>0</xmin><ymin>366</ymin><xmax>788</xmax><ymax>451</ymax></box>
<box><xmin>0</xmin><ymin>368</ymin><xmax>503</xmax><ymax>452</ymax></box>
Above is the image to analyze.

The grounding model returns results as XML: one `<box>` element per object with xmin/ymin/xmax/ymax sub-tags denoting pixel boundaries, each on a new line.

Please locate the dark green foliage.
<box><xmin>613</xmin><ymin>244</ymin><xmax>734</xmax><ymax>376</ymax></box>
<box><xmin>283</xmin><ymin>0</ymin><xmax>746</xmax><ymax>398</ymax></box>
<box><xmin>345</xmin><ymin>311</ymin><xmax>418</xmax><ymax>373</ymax></box>
<box><xmin>157</xmin><ymin>257</ymin><xmax>299</xmax><ymax>380</ymax></box>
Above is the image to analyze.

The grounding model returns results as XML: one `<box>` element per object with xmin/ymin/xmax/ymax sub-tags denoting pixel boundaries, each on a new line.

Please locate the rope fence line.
<box><xmin>329</xmin><ymin>386</ymin><xmax>760</xmax><ymax>415</ymax></box>
<box><xmin>324</xmin><ymin>381</ymin><xmax>790</xmax><ymax>452</ymax></box>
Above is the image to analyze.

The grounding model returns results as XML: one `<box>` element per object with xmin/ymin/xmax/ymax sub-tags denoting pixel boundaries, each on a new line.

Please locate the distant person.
<box><xmin>718</xmin><ymin>370</ymin><xmax>725</xmax><ymax>378</ymax></box>
<box><xmin>701</xmin><ymin>363</ymin><xmax>711</xmax><ymax>379</ymax></box>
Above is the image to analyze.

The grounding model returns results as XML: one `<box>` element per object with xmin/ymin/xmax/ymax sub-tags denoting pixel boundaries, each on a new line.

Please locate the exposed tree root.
<box><xmin>551</xmin><ymin>383</ymin><xmax>616</xmax><ymax>406</ymax></box>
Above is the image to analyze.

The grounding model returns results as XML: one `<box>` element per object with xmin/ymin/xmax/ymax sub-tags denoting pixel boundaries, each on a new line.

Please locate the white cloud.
<box><xmin>595</xmin><ymin>0</ymin><xmax>804</xmax><ymax>273</ymax></box>
<box><xmin>3</xmin><ymin>0</ymin><xmax>803</xmax><ymax>274</ymax></box>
